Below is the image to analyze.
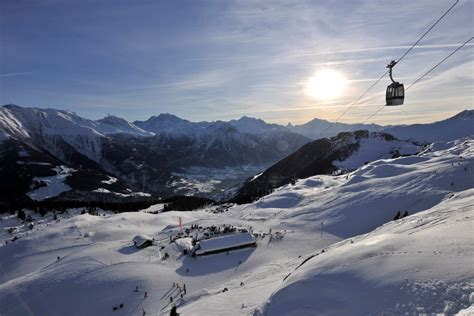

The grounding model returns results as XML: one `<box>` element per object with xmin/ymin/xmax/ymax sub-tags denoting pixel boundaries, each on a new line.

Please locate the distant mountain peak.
<box><xmin>98</xmin><ymin>115</ymin><xmax>129</xmax><ymax>124</ymax></box>
<box><xmin>237</xmin><ymin>115</ymin><xmax>264</xmax><ymax>122</ymax></box>
<box><xmin>229</xmin><ymin>115</ymin><xmax>288</xmax><ymax>135</ymax></box>
<box><xmin>149</xmin><ymin>113</ymin><xmax>186</xmax><ymax>122</ymax></box>
<box><xmin>451</xmin><ymin>109</ymin><xmax>474</xmax><ymax>120</ymax></box>
<box><xmin>307</xmin><ymin>117</ymin><xmax>331</xmax><ymax>124</ymax></box>
<box><xmin>2</xmin><ymin>103</ymin><xmax>22</xmax><ymax>110</ymax></box>
<box><xmin>96</xmin><ymin>115</ymin><xmax>152</xmax><ymax>136</ymax></box>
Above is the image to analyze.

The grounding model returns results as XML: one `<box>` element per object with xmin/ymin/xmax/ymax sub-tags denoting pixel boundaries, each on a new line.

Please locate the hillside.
<box><xmin>0</xmin><ymin>137</ymin><xmax>472</xmax><ymax>315</ymax></box>
<box><xmin>233</xmin><ymin>130</ymin><xmax>420</xmax><ymax>204</ymax></box>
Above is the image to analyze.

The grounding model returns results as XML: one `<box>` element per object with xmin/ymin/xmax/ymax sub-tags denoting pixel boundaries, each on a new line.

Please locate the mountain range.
<box><xmin>0</xmin><ymin>104</ymin><xmax>472</xmax><ymax>205</ymax></box>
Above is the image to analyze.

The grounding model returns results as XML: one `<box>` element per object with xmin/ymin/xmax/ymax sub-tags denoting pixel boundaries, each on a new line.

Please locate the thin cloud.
<box><xmin>0</xmin><ymin>72</ymin><xmax>33</xmax><ymax>78</ymax></box>
<box><xmin>184</xmin><ymin>44</ymin><xmax>474</xmax><ymax>62</ymax></box>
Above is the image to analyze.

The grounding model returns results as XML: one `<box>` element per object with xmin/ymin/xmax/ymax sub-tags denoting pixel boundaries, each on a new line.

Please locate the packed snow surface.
<box><xmin>263</xmin><ymin>189</ymin><xmax>474</xmax><ymax>315</ymax></box>
<box><xmin>0</xmin><ymin>138</ymin><xmax>473</xmax><ymax>315</ymax></box>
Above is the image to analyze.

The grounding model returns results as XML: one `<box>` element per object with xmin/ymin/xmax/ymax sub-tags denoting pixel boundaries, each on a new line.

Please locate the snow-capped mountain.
<box><xmin>233</xmin><ymin>131</ymin><xmax>421</xmax><ymax>204</ymax></box>
<box><xmin>134</xmin><ymin>113</ymin><xmax>205</xmax><ymax>138</ymax></box>
<box><xmin>383</xmin><ymin>109</ymin><xmax>474</xmax><ymax>143</ymax></box>
<box><xmin>1</xmin><ymin>138</ymin><xmax>472</xmax><ymax>315</ymax></box>
<box><xmin>287</xmin><ymin>110</ymin><xmax>474</xmax><ymax>142</ymax></box>
<box><xmin>0</xmin><ymin>105</ymin><xmax>311</xmax><ymax>202</ymax></box>
<box><xmin>96</xmin><ymin>115</ymin><xmax>154</xmax><ymax>137</ymax></box>
<box><xmin>0</xmin><ymin>105</ymin><xmax>151</xmax><ymax>162</ymax></box>
<box><xmin>1</xmin><ymin>104</ymin><xmax>472</xmax><ymax>204</ymax></box>
<box><xmin>135</xmin><ymin>115</ymin><xmax>289</xmax><ymax>138</ymax></box>
<box><xmin>229</xmin><ymin>116</ymin><xmax>289</xmax><ymax>135</ymax></box>
<box><xmin>288</xmin><ymin>116</ymin><xmax>383</xmax><ymax>139</ymax></box>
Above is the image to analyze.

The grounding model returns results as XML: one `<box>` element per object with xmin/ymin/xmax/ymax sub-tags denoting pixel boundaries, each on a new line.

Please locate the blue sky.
<box><xmin>0</xmin><ymin>0</ymin><xmax>472</xmax><ymax>125</ymax></box>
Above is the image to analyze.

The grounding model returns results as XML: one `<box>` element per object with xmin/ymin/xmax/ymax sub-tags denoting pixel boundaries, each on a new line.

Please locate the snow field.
<box><xmin>0</xmin><ymin>138</ymin><xmax>472</xmax><ymax>315</ymax></box>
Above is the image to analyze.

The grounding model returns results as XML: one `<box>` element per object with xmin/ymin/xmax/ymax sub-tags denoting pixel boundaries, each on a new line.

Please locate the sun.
<box><xmin>306</xmin><ymin>69</ymin><xmax>348</xmax><ymax>100</ymax></box>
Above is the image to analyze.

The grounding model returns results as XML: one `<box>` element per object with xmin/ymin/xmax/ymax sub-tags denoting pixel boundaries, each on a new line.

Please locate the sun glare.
<box><xmin>306</xmin><ymin>69</ymin><xmax>348</xmax><ymax>101</ymax></box>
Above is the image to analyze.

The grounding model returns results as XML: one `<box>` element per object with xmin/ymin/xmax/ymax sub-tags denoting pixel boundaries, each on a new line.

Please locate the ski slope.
<box><xmin>0</xmin><ymin>138</ymin><xmax>473</xmax><ymax>315</ymax></box>
<box><xmin>262</xmin><ymin>189</ymin><xmax>474</xmax><ymax>315</ymax></box>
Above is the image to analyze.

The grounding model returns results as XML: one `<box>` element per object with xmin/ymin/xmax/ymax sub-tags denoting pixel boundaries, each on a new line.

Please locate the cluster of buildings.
<box><xmin>132</xmin><ymin>224</ymin><xmax>257</xmax><ymax>256</ymax></box>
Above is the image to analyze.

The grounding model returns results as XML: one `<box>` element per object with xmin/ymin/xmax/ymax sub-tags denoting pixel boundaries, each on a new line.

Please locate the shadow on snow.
<box><xmin>175</xmin><ymin>248</ymin><xmax>254</xmax><ymax>276</ymax></box>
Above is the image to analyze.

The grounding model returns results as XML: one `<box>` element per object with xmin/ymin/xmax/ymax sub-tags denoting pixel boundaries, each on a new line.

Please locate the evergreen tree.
<box><xmin>39</xmin><ymin>207</ymin><xmax>47</xmax><ymax>217</ymax></box>
<box><xmin>17</xmin><ymin>210</ymin><xmax>26</xmax><ymax>221</ymax></box>
<box><xmin>393</xmin><ymin>211</ymin><xmax>401</xmax><ymax>220</ymax></box>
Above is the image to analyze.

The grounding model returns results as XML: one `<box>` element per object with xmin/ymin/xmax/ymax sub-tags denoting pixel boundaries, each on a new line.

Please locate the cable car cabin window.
<box><xmin>398</xmin><ymin>86</ymin><xmax>404</xmax><ymax>96</ymax></box>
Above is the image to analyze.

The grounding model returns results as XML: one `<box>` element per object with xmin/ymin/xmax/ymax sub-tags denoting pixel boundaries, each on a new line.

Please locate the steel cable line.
<box><xmin>315</xmin><ymin>36</ymin><xmax>472</xmax><ymax>184</ymax></box>
<box><xmin>395</xmin><ymin>0</ymin><xmax>459</xmax><ymax>65</ymax></box>
<box><xmin>360</xmin><ymin>36</ymin><xmax>474</xmax><ymax>125</ymax></box>
<box><xmin>317</xmin><ymin>0</ymin><xmax>460</xmax><ymax>138</ymax></box>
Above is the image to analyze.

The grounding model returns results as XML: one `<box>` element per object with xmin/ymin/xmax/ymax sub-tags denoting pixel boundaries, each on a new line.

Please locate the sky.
<box><xmin>0</xmin><ymin>0</ymin><xmax>473</xmax><ymax>125</ymax></box>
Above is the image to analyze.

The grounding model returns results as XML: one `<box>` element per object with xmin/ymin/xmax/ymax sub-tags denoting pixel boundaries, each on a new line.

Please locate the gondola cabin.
<box><xmin>386</xmin><ymin>60</ymin><xmax>404</xmax><ymax>106</ymax></box>
<box><xmin>386</xmin><ymin>82</ymin><xmax>404</xmax><ymax>106</ymax></box>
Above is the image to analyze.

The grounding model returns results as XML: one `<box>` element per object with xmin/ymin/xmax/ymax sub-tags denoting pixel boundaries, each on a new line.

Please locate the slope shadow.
<box><xmin>117</xmin><ymin>245</ymin><xmax>140</xmax><ymax>255</ymax></box>
<box><xmin>175</xmin><ymin>248</ymin><xmax>254</xmax><ymax>276</ymax></box>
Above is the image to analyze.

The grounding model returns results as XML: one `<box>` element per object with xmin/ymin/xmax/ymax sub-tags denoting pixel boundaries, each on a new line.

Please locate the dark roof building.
<box><xmin>133</xmin><ymin>235</ymin><xmax>153</xmax><ymax>249</ymax></box>
<box><xmin>194</xmin><ymin>232</ymin><xmax>256</xmax><ymax>256</ymax></box>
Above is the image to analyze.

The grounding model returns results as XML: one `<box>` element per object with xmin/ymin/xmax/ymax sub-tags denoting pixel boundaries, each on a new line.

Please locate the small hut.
<box><xmin>133</xmin><ymin>235</ymin><xmax>153</xmax><ymax>249</ymax></box>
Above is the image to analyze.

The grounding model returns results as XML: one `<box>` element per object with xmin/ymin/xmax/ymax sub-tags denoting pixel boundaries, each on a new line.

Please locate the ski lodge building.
<box><xmin>193</xmin><ymin>232</ymin><xmax>256</xmax><ymax>256</ymax></box>
<box><xmin>133</xmin><ymin>235</ymin><xmax>154</xmax><ymax>249</ymax></box>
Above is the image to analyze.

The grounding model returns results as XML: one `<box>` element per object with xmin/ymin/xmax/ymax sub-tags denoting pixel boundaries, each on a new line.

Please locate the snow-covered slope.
<box><xmin>333</xmin><ymin>131</ymin><xmax>420</xmax><ymax>170</ymax></box>
<box><xmin>0</xmin><ymin>105</ymin><xmax>106</xmax><ymax>161</ymax></box>
<box><xmin>234</xmin><ymin>131</ymin><xmax>421</xmax><ymax>204</ymax></box>
<box><xmin>0</xmin><ymin>106</ymin><xmax>31</xmax><ymax>140</ymax></box>
<box><xmin>0</xmin><ymin>138</ymin><xmax>472</xmax><ymax>315</ymax></box>
<box><xmin>262</xmin><ymin>189</ymin><xmax>474</xmax><ymax>315</ymax></box>
<box><xmin>0</xmin><ymin>105</ymin><xmax>153</xmax><ymax>139</ymax></box>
